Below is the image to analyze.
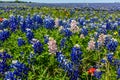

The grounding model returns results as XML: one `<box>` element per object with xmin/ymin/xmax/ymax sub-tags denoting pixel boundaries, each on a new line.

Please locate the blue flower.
<box><xmin>71</xmin><ymin>44</ymin><xmax>82</xmax><ymax>65</ymax></box>
<box><xmin>5</xmin><ymin>71</ymin><xmax>16</xmax><ymax>80</ymax></box>
<box><xmin>78</xmin><ymin>17</ymin><xmax>85</xmax><ymax>26</ymax></box>
<box><xmin>106</xmin><ymin>39</ymin><xmax>118</xmax><ymax>52</ymax></box>
<box><xmin>80</xmin><ymin>27</ymin><xmax>88</xmax><ymax>36</ymax></box>
<box><xmin>56</xmin><ymin>52</ymin><xmax>73</xmax><ymax>71</ymax></box>
<box><xmin>0</xmin><ymin>29</ymin><xmax>10</xmax><ymax>41</ymax></box>
<box><xmin>97</xmin><ymin>28</ymin><xmax>107</xmax><ymax>34</ymax></box>
<box><xmin>1</xmin><ymin>19</ymin><xmax>9</xmax><ymax>29</ymax></box>
<box><xmin>32</xmin><ymin>40</ymin><xmax>43</xmax><ymax>54</ymax></box>
<box><xmin>9</xmin><ymin>15</ymin><xmax>18</xmax><ymax>32</ymax></box>
<box><xmin>104</xmin><ymin>35</ymin><xmax>112</xmax><ymax>46</ymax></box>
<box><xmin>44</xmin><ymin>35</ymin><xmax>49</xmax><ymax>44</ymax></box>
<box><xmin>26</xmin><ymin>29</ymin><xmax>34</xmax><ymax>43</ymax></box>
<box><xmin>33</xmin><ymin>14</ymin><xmax>43</xmax><ymax>25</ymax></box>
<box><xmin>60</xmin><ymin>38</ymin><xmax>66</xmax><ymax>49</ymax></box>
<box><xmin>94</xmin><ymin>69</ymin><xmax>102</xmax><ymax>79</ymax></box>
<box><xmin>60</xmin><ymin>28</ymin><xmax>72</xmax><ymax>37</ymax></box>
<box><xmin>117</xmin><ymin>67</ymin><xmax>120</xmax><ymax>79</ymax></box>
<box><xmin>9</xmin><ymin>60</ymin><xmax>29</xmax><ymax>79</ymax></box>
<box><xmin>43</xmin><ymin>17</ymin><xmax>55</xmax><ymax>29</ymax></box>
<box><xmin>114</xmin><ymin>59</ymin><xmax>120</xmax><ymax>68</ymax></box>
<box><xmin>56</xmin><ymin>52</ymin><xmax>80</xmax><ymax>80</ymax></box>
<box><xmin>20</xmin><ymin>21</ymin><xmax>26</xmax><ymax>32</ymax></box>
<box><xmin>107</xmin><ymin>53</ymin><xmax>114</xmax><ymax>63</ymax></box>
<box><xmin>17</xmin><ymin>37</ymin><xmax>25</xmax><ymax>46</ymax></box>
<box><xmin>0</xmin><ymin>51</ymin><xmax>12</xmax><ymax>75</ymax></box>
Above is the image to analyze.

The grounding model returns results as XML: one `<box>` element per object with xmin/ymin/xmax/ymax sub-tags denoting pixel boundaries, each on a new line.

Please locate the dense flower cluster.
<box><xmin>106</xmin><ymin>38</ymin><xmax>118</xmax><ymax>52</ymax></box>
<box><xmin>0</xmin><ymin>51</ymin><xmax>12</xmax><ymax>75</ymax></box>
<box><xmin>0</xmin><ymin>29</ymin><xmax>10</xmax><ymax>41</ymax></box>
<box><xmin>71</xmin><ymin>44</ymin><xmax>82</xmax><ymax>65</ymax></box>
<box><xmin>56</xmin><ymin>52</ymin><xmax>79</xmax><ymax>80</ymax></box>
<box><xmin>43</xmin><ymin>17</ymin><xmax>55</xmax><ymax>29</ymax></box>
<box><xmin>5</xmin><ymin>60</ymin><xmax>29</xmax><ymax>79</ymax></box>
<box><xmin>9</xmin><ymin>15</ymin><xmax>18</xmax><ymax>32</ymax></box>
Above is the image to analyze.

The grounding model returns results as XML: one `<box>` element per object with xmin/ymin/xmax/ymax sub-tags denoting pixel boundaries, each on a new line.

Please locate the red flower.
<box><xmin>87</xmin><ymin>67</ymin><xmax>96</xmax><ymax>76</ymax></box>
<box><xmin>0</xmin><ymin>18</ymin><xmax>3</xmax><ymax>22</ymax></box>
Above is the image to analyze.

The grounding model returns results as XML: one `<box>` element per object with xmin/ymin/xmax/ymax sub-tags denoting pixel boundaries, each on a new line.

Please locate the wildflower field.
<box><xmin>0</xmin><ymin>4</ymin><xmax>120</xmax><ymax>80</ymax></box>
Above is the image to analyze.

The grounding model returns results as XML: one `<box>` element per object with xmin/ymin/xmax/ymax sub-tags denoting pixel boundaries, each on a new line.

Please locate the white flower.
<box><xmin>12</xmin><ymin>60</ymin><xmax>18</xmax><ymax>64</ymax></box>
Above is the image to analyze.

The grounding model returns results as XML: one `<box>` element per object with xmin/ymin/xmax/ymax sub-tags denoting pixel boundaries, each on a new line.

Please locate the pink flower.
<box><xmin>97</xmin><ymin>34</ymin><xmax>106</xmax><ymax>46</ymax></box>
<box><xmin>48</xmin><ymin>37</ymin><xmax>58</xmax><ymax>54</ymax></box>
<box><xmin>70</xmin><ymin>20</ymin><xmax>79</xmax><ymax>33</ymax></box>
<box><xmin>87</xmin><ymin>38</ymin><xmax>95</xmax><ymax>50</ymax></box>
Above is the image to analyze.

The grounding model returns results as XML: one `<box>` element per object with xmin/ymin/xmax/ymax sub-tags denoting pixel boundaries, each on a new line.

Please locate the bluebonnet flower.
<box><xmin>32</xmin><ymin>39</ymin><xmax>43</xmax><ymax>54</ymax></box>
<box><xmin>8</xmin><ymin>60</ymin><xmax>29</xmax><ymax>79</ymax></box>
<box><xmin>17</xmin><ymin>37</ymin><xmax>25</xmax><ymax>47</ymax></box>
<box><xmin>44</xmin><ymin>35</ymin><xmax>49</xmax><ymax>44</ymax></box>
<box><xmin>106</xmin><ymin>52</ymin><xmax>114</xmax><ymax>63</ymax></box>
<box><xmin>48</xmin><ymin>37</ymin><xmax>57</xmax><ymax>54</ymax></box>
<box><xmin>70</xmin><ymin>20</ymin><xmax>80</xmax><ymax>33</ymax></box>
<box><xmin>0</xmin><ymin>51</ymin><xmax>12</xmax><ymax>75</ymax></box>
<box><xmin>114</xmin><ymin>59</ymin><xmax>120</xmax><ymax>68</ymax></box>
<box><xmin>104</xmin><ymin>35</ymin><xmax>112</xmax><ymax>46</ymax></box>
<box><xmin>26</xmin><ymin>28</ymin><xmax>34</xmax><ymax>43</ymax></box>
<box><xmin>9</xmin><ymin>15</ymin><xmax>18</xmax><ymax>32</ymax></box>
<box><xmin>60</xmin><ymin>28</ymin><xmax>72</xmax><ymax>38</ymax></box>
<box><xmin>71</xmin><ymin>44</ymin><xmax>82</xmax><ymax>65</ymax></box>
<box><xmin>106</xmin><ymin>39</ymin><xmax>118</xmax><ymax>52</ymax></box>
<box><xmin>94</xmin><ymin>69</ymin><xmax>102</xmax><ymax>79</ymax></box>
<box><xmin>97</xmin><ymin>28</ymin><xmax>107</xmax><ymax>34</ymax></box>
<box><xmin>80</xmin><ymin>27</ymin><xmax>88</xmax><ymax>36</ymax></box>
<box><xmin>78</xmin><ymin>17</ymin><xmax>85</xmax><ymax>26</ymax></box>
<box><xmin>33</xmin><ymin>14</ymin><xmax>43</xmax><ymax>25</ymax></box>
<box><xmin>56</xmin><ymin>52</ymin><xmax>80</xmax><ymax>80</ymax></box>
<box><xmin>0</xmin><ymin>29</ymin><xmax>10</xmax><ymax>41</ymax></box>
<box><xmin>60</xmin><ymin>38</ymin><xmax>66</xmax><ymax>50</ymax></box>
<box><xmin>117</xmin><ymin>67</ymin><xmax>120</xmax><ymax>79</ymax></box>
<box><xmin>27</xmin><ymin>52</ymin><xmax>36</xmax><ymax>64</ymax></box>
<box><xmin>1</xmin><ymin>18</ymin><xmax>9</xmax><ymax>29</ymax></box>
<box><xmin>106</xmin><ymin>22</ymin><xmax>112</xmax><ymax>30</ymax></box>
<box><xmin>43</xmin><ymin>17</ymin><xmax>55</xmax><ymax>29</ymax></box>
<box><xmin>4</xmin><ymin>71</ymin><xmax>16</xmax><ymax>80</ymax></box>
<box><xmin>118</xmin><ymin>29</ymin><xmax>120</xmax><ymax>36</ymax></box>
<box><xmin>100</xmin><ymin>58</ymin><xmax>107</xmax><ymax>64</ymax></box>
<box><xmin>111</xmin><ymin>22</ymin><xmax>118</xmax><ymax>30</ymax></box>
<box><xmin>56</xmin><ymin>52</ymin><xmax>73</xmax><ymax>71</ymax></box>
<box><xmin>20</xmin><ymin>20</ymin><xmax>26</xmax><ymax>32</ymax></box>
<box><xmin>36</xmin><ymin>15</ymin><xmax>43</xmax><ymax>24</ymax></box>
